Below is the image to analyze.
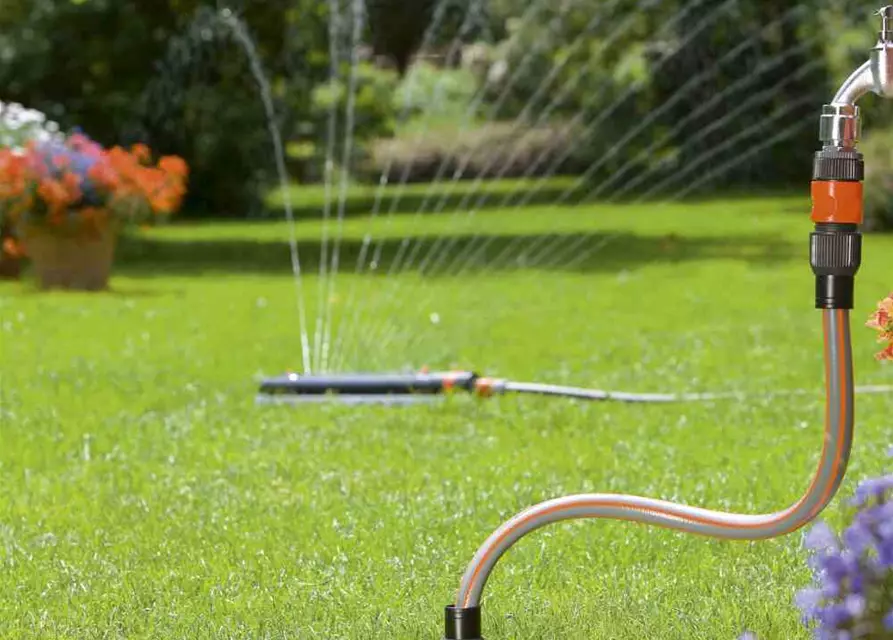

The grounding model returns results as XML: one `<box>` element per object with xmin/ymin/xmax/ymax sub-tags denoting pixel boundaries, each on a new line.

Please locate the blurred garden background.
<box><xmin>1</xmin><ymin>0</ymin><xmax>892</xmax><ymax>638</ymax></box>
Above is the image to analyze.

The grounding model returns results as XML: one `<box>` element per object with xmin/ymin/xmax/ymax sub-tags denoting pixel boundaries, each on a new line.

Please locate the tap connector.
<box><xmin>819</xmin><ymin>104</ymin><xmax>862</xmax><ymax>150</ymax></box>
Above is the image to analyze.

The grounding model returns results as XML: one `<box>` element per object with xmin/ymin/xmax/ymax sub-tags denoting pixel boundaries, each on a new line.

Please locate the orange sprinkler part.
<box><xmin>443</xmin><ymin>371</ymin><xmax>467</xmax><ymax>392</ymax></box>
<box><xmin>811</xmin><ymin>180</ymin><xmax>863</xmax><ymax>225</ymax></box>
<box><xmin>473</xmin><ymin>378</ymin><xmax>497</xmax><ymax>398</ymax></box>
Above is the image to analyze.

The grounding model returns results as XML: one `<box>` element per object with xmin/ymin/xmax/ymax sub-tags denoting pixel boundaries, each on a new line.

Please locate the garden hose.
<box><xmin>440</xmin><ymin>8</ymin><xmax>893</xmax><ymax>639</ymax></box>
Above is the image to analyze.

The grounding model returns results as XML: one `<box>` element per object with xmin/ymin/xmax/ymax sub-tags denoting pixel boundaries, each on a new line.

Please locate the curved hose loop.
<box><xmin>455</xmin><ymin>309</ymin><xmax>854</xmax><ymax>609</ymax></box>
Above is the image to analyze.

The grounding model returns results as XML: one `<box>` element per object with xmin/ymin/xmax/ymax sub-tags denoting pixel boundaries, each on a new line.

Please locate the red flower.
<box><xmin>867</xmin><ymin>293</ymin><xmax>893</xmax><ymax>361</ymax></box>
<box><xmin>876</xmin><ymin>342</ymin><xmax>893</xmax><ymax>362</ymax></box>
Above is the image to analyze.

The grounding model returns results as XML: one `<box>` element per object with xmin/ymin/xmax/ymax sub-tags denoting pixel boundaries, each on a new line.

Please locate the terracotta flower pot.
<box><xmin>20</xmin><ymin>223</ymin><xmax>117</xmax><ymax>291</ymax></box>
<box><xmin>0</xmin><ymin>252</ymin><xmax>24</xmax><ymax>280</ymax></box>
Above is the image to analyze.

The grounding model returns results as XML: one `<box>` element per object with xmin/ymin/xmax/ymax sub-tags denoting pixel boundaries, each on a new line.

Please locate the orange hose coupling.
<box><xmin>811</xmin><ymin>180</ymin><xmax>864</xmax><ymax>225</ymax></box>
<box><xmin>473</xmin><ymin>378</ymin><xmax>497</xmax><ymax>398</ymax></box>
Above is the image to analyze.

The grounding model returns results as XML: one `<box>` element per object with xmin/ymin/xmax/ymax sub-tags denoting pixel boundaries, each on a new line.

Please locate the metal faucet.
<box><xmin>821</xmin><ymin>5</ymin><xmax>893</xmax><ymax>150</ymax></box>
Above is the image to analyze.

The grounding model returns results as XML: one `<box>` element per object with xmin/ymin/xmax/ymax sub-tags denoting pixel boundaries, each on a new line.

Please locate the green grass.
<box><xmin>1</xmin><ymin>193</ymin><xmax>892</xmax><ymax>638</ymax></box>
<box><xmin>266</xmin><ymin>176</ymin><xmax>582</xmax><ymax>218</ymax></box>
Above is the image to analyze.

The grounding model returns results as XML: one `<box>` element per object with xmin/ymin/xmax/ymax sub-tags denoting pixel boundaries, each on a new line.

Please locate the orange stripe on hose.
<box><xmin>811</xmin><ymin>181</ymin><xmax>863</xmax><ymax>224</ymax></box>
<box><xmin>809</xmin><ymin>308</ymin><xmax>848</xmax><ymax>518</ymax></box>
<box><xmin>461</xmin><ymin>312</ymin><xmax>847</xmax><ymax>607</ymax></box>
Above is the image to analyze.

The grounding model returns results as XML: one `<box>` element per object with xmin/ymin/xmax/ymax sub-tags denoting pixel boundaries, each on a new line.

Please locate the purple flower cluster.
<box><xmin>31</xmin><ymin>132</ymin><xmax>106</xmax><ymax>207</ymax></box>
<box><xmin>796</xmin><ymin>451</ymin><xmax>893</xmax><ymax>639</ymax></box>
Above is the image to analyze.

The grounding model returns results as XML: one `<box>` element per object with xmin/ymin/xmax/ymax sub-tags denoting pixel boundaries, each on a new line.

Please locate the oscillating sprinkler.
<box><xmin>441</xmin><ymin>8</ymin><xmax>893</xmax><ymax>639</ymax></box>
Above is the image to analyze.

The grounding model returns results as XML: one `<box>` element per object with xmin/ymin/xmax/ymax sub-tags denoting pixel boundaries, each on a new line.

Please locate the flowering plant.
<box><xmin>0</xmin><ymin>132</ymin><xmax>188</xmax><ymax>232</ymax></box>
<box><xmin>0</xmin><ymin>101</ymin><xmax>62</xmax><ymax>151</ymax></box>
<box><xmin>867</xmin><ymin>293</ymin><xmax>893</xmax><ymax>361</ymax></box>
<box><xmin>795</xmin><ymin>449</ymin><xmax>893</xmax><ymax>638</ymax></box>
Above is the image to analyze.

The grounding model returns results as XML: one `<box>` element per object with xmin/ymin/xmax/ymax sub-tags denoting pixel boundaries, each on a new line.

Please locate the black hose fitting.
<box><xmin>444</xmin><ymin>605</ymin><xmax>482</xmax><ymax>640</ymax></box>
<box><xmin>810</xmin><ymin>223</ymin><xmax>862</xmax><ymax>310</ymax></box>
<box><xmin>812</xmin><ymin>149</ymin><xmax>864</xmax><ymax>182</ymax></box>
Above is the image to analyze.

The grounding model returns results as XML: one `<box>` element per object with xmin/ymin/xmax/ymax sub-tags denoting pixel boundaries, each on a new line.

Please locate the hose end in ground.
<box><xmin>444</xmin><ymin>605</ymin><xmax>482</xmax><ymax>640</ymax></box>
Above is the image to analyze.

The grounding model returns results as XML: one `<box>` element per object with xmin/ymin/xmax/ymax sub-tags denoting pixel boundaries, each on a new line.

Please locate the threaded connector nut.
<box><xmin>810</xmin><ymin>226</ymin><xmax>862</xmax><ymax>276</ymax></box>
<box><xmin>813</xmin><ymin>149</ymin><xmax>864</xmax><ymax>182</ymax></box>
<box><xmin>810</xmin><ymin>224</ymin><xmax>862</xmax><ymax>309</ymax></box>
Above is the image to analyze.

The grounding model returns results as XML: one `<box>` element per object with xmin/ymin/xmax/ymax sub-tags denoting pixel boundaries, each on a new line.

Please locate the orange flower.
<box><xmin>867</xmin><ymin>292</ymin><xmax>893</xmax><ymax>361</ymax></box>
<box><xmin>62</xmin><ymin>172</ymin><xmax>82</xmax><ymax>200</ymax></box>
<box><xmin>158</xmin><ymin>155</ymin><xmax>189</xmax><ymax>179</ymax></box>
<box><xmin>1</xmin><ymin>237</ymin><xmax>24</xmax><ymax>258</ymax></box>
<box><xmin>37</xmin><ymin>177</ymin><xmax>68</xmax><ymax>207</ymax></box>
<box><xmin>867</xmin><ymin>293</ymin><xmax>893</xmax><ymax>336</ymax></box>
<box><xmin>0</xmin><ymin>150</ymin><xmax>28</xmax><ymax>201</ymax></box>
<box><xmin>87</xmin><ymin>160</ymin><xmax>120</xmax><ymax>191</ymax></box>
<box><xmin>36</xmin><ymin>174</ymin><xmax>81</xmax><ymax>222</ymax></box>
<box><xmin>131</xmin><ymin>143</ymin><xmax>151</xmax><ymax>164</ymax></box>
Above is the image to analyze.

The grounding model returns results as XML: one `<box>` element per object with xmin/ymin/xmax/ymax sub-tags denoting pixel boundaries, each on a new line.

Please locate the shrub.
<box><xmin>862</xmin><ymin>127</ymin><xmax>893</xmax><ymax>232</ymax></box>
<box><xmin>360</xmin><ymin>120</ymin><xmax>587</xmax><ymax>184</ymax></box>
<box><xmin>395</xmin><ymin>62</ymin><xmax>479</xmax><ymax>123</ymax></box>
<box><xmin>307</xmin><ymin>61</ymin><xmax>402</xmax><ymax>179</ymax></box>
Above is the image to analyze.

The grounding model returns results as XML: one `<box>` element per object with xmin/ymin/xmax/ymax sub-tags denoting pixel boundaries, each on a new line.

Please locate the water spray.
<box><xmin>252</xmin><ymin>10</ymin><xmax>893</xmax><ymax>632</ymax></box>
<box><xmin>434</xmin><ymin>8</ymin><xmax>893</xmax><ymax>638</ymax></box>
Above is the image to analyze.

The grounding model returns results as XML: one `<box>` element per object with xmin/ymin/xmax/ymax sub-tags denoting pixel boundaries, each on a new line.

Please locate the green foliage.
<box><xmin>0</xmin><ymin>0</ymin><xmax>330</xmax><ymax>217</ymax></box>
<box><xmin>473</xmin><ymin>0</ymin><xmax>832</xmax><ymax>188</ymax></box>
<box><xmin>365</xmin><ymin>0</ymin><xmax>439</xmax><ymax>74</ymax></box>
<box><xmin>3</xmin><ymin>0</ymin><xmax>891</xmax><ymax>213</ymax></box>
<box><xmin>862</xmin><ymin>126</ymin><xmax>893</xmax><ymax>231</ymax></box>
<box><xmin>396</xmin><ymin>62</ymin><xmax>479</xmax><ymax>123</ymax></box>
<box><xmin>313</xmin><ymin>62</ymin><xmax>401</xmax><ymax>142</ymax></box>
<box><xmin>361</xmin><ymin>120</ymin><xmax>587</xmax><ymax>183</ymax></box>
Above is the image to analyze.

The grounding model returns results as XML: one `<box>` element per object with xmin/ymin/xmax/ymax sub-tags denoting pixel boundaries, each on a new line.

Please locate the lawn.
<box><xmin>1</xmin><ymin>191</ymin><xmax>891</xmax><ymax>639</ymax></box>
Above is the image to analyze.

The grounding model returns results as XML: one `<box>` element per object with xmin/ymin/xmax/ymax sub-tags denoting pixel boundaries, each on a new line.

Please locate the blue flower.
<box><xmin>795</xmin><ymin>587</ymin><xmax>823</xmax><ymax>621</ymax></box>
<box><xmin>796</xmin><ymin>462</ymin><xmax>893</xmax><ymax>637</ymax></box>
<box><xmin>884</xmin><ymin>608</ymin><xmax>893</xmax><ymax>630</ymax></box>
<box><xmin>32</xmin><ymin>137</ymin><xmax>105</xmax><ymax>207</ymax></box>
<box><xmin>806</xmin><ymin>521</ymin><xmax>840</xmax><ymax>552</ymax></box>
<box><xmin>851</xmin><ymin>475</ymin><xmax>893</xmax><ymax>507</ymax></box>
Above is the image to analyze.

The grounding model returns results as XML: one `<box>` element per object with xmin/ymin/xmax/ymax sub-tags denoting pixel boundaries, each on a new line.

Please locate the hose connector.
<box><xmin>810</xmin><ymin>146</ymin><xmax>863</xmax><ymax>310</ymax></box>
<box><xmin>819</xmin><ymin>105</ymin><xmax>861</xmax><ymax>150</ymax></box>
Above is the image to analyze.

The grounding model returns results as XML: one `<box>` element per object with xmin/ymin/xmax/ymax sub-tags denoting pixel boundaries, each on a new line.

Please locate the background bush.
<box><xmin>3</xmin><ymin>0</ymin><xmax>893</xmax><ymax>225</ymax></box>
<box><xmin>0</xmin><ymin>0</ymin><xmax>332</xmax><ymax>217</ymax></box>
<box><xmin>862</xmin><ymin>127</ymin><xmax>893</xmax><ymax>231</ymax></box>
<box><xmin>362</xmin><ymin>120</ymin><xmax>587</xmax><ymax>183</ymax></box>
